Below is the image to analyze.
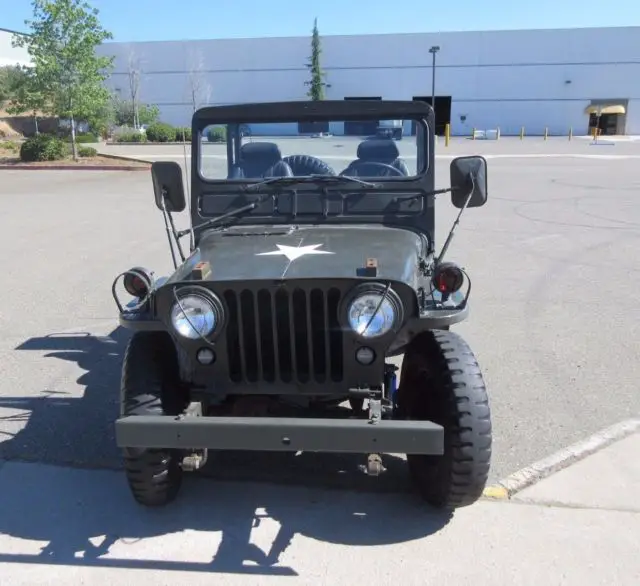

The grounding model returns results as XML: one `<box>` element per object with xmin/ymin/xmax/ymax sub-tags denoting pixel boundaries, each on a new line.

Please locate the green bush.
<box><xmin>20</xmin><ymin>134</ymin><xmax>68</xmax><ymax>162</ymax></box>
<box><xmin>78</xmin><ymin>146</ymin><xmax>98</xmax><ymax>158</ymax></box>
<box><xmin>145</xmin><ymin>122</ymin><xmax>175</xmax><ymax>142</ymax></box>
<box><xmin>115</xmin><ymin>131</ymin><xmax>146</xmax><ymax>143</ymax></box>
<box><xmin>75</xmin><ymin>133</ymin><xmax>99</xmax><ymax>144</ymax></box>
<box><xmin>174</xmin><ymin>127</ymin><xmax>192</xmax><ymax>142</ymax></box>
<box><xmin>206</xmin><ymin>126</ymin><xmax>226</xmax><ymax>143</ymax></box>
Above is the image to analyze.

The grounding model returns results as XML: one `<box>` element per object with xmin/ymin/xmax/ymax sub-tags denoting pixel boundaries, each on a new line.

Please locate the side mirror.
<box><xmin>450</xmin><ymin>155</ymin><xmax>488</xmax><ymax>208</ymax></box>
<box><xmin>151</xmin><ymin>161</ymin><xmax>186</xmax><ymax>212</ymax></box>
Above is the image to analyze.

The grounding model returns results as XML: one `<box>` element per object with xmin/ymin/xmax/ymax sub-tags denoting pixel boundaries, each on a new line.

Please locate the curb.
<box><xmin>96</xmin><ymin>152</ymin><xmax>154</xmax><ymax>165</ymax></box>
<box><xmin>0</xmin><ymin>151</ymin><xmax>152</xmax><ymax>171</ymax></box>
<box><xmin>0</xmin><ymin>163</ymin><xmax>150</xmax><ymax>171</ymax></box>
<box><xmin>482</xmin><ymin>417</ymin><xmax>640</xmax><ymax>500</ymax></box>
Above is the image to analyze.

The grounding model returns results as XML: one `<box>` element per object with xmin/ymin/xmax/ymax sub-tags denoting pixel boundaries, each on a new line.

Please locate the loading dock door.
<box><xmin>343</xmin><ymin>97</ymin><xmax>382</xmax><ymax>135</ymax></box>
<box><xmin>411</xmin><ymin>96</ymin><xmax>452</xmax><ymax>135</ymax></box>
<box><xmin>585</xmin><ymin>102</ymin><xmax>627</xmax><ymax>136</ymax></box>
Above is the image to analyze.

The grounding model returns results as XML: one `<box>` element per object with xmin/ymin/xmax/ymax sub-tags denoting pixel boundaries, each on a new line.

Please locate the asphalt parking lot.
<box><xmin>1</xmin><ymin>136</ymin><xmax>640</xmax><ymax>491</ymax></box>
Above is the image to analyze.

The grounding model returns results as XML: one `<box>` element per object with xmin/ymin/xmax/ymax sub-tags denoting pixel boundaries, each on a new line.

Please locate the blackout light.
<box><xmin>432</xmin><ymin>262</ymin><xmax>464</xmax><ymax>295</ymax></box>
<box><xmin>123</xmin><ymin>267</ymin><xmax>153</xmax><ymax>298</ymax></box>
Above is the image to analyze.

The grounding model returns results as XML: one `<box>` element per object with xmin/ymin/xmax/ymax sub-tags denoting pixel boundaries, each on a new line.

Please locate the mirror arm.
<box><xmin>160</xmin><ymin>194</ymin><xmax>181</xmax><ymax>269</ymax></box>
<box><xmin>165</xmin><ymin>205</ymin><xmax>186</xmax><ymax>262</ymax></box>
<box><xmin>435</xmin><ymin>174</ymin><xmax>476</xmax><ymax>266</ymax></box>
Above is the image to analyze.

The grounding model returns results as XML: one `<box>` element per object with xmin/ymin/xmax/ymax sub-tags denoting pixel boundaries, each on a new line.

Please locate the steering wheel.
<box><xmin>340</xmin><ymin>161</ymin><xmax>406</xmax><ymax>177</ymax></box>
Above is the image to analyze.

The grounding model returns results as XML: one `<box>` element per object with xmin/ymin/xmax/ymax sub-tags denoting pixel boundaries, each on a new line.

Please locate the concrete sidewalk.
<box><xmin>0</xmin><ymin>431</ymin><xmax>638</xmax><ymax>585</ymax></box>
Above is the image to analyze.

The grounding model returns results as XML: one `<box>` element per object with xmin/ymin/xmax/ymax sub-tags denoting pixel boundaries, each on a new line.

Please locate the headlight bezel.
<box><xmin>341</xmin><ymin>282</ymin><xmax>404</xmax><ymax>340</ymax></box>
<box><xmin>169</xmin><ymin>285</ymin><xmax>225</xmax><ymax>341</ymax></box>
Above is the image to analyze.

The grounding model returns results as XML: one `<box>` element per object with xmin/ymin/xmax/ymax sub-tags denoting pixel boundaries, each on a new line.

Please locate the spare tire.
<box><xmin>282</xmin><ymin>155</ymin><xmax>336</xmax><ymax>176</ymax></box>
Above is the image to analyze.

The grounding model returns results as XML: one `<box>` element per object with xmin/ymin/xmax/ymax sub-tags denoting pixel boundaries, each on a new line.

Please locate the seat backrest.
<box><xmin>235</xmin><ymin>142</ymin><xmax>292</xmax><ymax>178</ymax></box>
<box><xmin>342</xmin><ymin>138</ymin><xmax>410</xmax><ymax>176</ymax></box>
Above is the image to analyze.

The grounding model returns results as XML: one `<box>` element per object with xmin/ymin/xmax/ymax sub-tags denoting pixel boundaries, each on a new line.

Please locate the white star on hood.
<box><xmin>256</xmin><ymin>243</ymin><xmax>334</xmax><ymax>261</ymax></box>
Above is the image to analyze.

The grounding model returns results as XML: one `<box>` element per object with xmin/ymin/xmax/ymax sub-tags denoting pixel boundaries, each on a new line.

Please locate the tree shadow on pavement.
<box><xmin>0</xmin><ymin>326</ymin><xmax>454</xmax><ymax>576</ymax></box>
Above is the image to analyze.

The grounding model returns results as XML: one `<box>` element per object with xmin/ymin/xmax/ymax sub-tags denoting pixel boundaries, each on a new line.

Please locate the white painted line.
<box><xmin>493</xmin><ymin>418</ymin><xmax>640</xmax><ymax>497</ymax></box>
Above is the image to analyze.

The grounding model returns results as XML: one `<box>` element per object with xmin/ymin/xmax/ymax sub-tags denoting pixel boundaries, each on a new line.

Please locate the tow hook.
<box><xmin>182</xmin><ymin>451</ymin><xmax>206</xmax><ymax>471</ymax></box>
<box><xmin>366</xmin><ymin>393</ymin><xmax>385</xmax><ymax>475</ymax></box>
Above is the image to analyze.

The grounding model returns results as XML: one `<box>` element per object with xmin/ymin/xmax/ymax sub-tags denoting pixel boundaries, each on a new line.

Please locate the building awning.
<box><xmin>585</xmin><ymin>103</ymin><xmax>626</xmax><ymax>115</ymax></box>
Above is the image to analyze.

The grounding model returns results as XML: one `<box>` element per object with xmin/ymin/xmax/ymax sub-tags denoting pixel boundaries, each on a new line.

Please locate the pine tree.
<box><xmin>305</xmin><ymin>18</ymin><xmax>329</xmax><ymax>100</ymax></box>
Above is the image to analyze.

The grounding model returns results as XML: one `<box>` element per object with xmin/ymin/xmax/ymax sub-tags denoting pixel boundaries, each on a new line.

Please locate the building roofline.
<box><xmin>99</xmin><ymin>24</ymin><xmax>640</xmax><ymax>45</ymax></box>
<box><xmin>0</xmin><ymin>26</ymin><xmax>30</xmax><ymax>37</ymax></box>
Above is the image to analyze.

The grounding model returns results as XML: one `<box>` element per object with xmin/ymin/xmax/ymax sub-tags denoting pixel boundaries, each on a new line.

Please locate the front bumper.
<box><xmin>115</xmin><ymin>415</ymin><xmax>444</xmax><ymax>455</ymax></box>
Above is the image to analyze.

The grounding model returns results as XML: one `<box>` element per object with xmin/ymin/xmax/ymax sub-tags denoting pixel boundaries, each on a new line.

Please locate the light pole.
<box><xmin>429</xmin><ymin>45</ymin><xmax>440</xmax><ymax>130</ymax></box>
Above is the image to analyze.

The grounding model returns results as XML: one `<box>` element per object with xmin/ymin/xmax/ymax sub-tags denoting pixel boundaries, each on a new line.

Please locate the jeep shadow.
<box><xmin>0</xmin><ymin>326</ymin><xmax>452</xmax><ymax>574</ymax></box>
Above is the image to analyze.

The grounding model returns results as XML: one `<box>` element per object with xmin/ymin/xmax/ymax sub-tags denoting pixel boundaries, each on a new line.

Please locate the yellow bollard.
<box><xmin>520</xmin><ymin>126</ymin><xmax>524</xmax><ymax>140</ymax></box>
<box><xmin>544</xmin><ymin>127</ymin><xmax>548</xmax><ymax>140</ymax></box>
<box><xmin>569</xmin><ymin>127</ymin><xmax>573</xmax><ymax>141</ymax></box>
<box><xmin>472</xmin><ymin>127</ymin><xmax>476</xmax><ymax>140</ymax></box>
<box><xmin>445</xmin><ymin>123</ymin><xmax>450</xmax><ymax>146</ymax></box>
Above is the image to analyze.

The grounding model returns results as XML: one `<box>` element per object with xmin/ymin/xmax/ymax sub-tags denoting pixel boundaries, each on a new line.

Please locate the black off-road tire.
<box><xmin>397</xmin><ymin>329</ymin><xmax>492</xmax><ymax>509</ymax></box>
<box><xmin>120</xmin><ymin>331</ymin><xmax>189</xmax><ymax>507</ymax></box>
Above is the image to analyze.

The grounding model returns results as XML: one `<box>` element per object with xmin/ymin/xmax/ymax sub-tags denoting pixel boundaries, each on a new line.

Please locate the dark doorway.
<box><xmin>298</xmin><ymin>120</ymin><xmax>330</xmax><ymax>134</ymax></box>
<box><xmin>588</xmin><ymin>112</ymin><xmax>622</xmax><ymax>136</ymax></box>
<box><xmin>343</xmin><ymin>97</ymin><xmax>382</xmax><ymax>135</ymax></box>
<box><xmin>411</xmin><ymin>96</ymin><xmax>452</xmax><ymax>136</ymax></box>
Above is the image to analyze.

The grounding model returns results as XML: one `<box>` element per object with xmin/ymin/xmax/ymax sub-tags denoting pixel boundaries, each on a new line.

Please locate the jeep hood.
<box><xmin>172</xmin><ymin>224</ymin><xmax>429</xmax><ymax>287</ymax></box>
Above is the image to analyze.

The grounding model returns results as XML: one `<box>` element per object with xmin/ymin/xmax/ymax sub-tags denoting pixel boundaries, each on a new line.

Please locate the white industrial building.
<box><xmin>0</xmin><ymin>27</ymin><xmax>30</xmax><ymax>67</ymax></box>
<box><xmin>3</xmin><ymin>25</ymin><xmax>640</xmax><ymax>136</ymax></box>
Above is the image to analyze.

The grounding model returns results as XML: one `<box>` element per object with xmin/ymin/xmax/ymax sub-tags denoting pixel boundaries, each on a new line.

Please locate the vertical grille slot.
<box><xmin>224</xmin><ymin>287</ymin><xmax>344</xmax><ymax>384</ymax></box>
<box><xmin>239</xmin><ymin>290</ymin><xmax>258</xmax><ymax>382</ymax></box>
<box><xmin>327</xmin><ymin>288</ymin><xmax>343</xmax><ymax>382</ymax></box>
<box><xmin>292</xmin><ymin>288</ymin><xmax>310</xmax><ymax>382</ymax></box>
<box><xmin>257</xmin><ymin>289</ymin><xmax>276</xmax><ymax>382</ymax></box>
<box><xmin>310</xmin><ymin>289</ymin><xmax>327</xmax><ymax>382</ymax></box>
<box><xmin>224</xmin><ymin>290</ymin><xmax>242</xmax><ymax>382</ymax></box>
<box><xmin>274</xmin><ymin>289</ymin><xmax>292</xmax><ymax>382</ymax></box>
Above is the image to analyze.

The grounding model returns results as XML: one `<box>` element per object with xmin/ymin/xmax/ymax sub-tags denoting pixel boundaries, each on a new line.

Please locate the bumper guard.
<box><xmin>115</xmin><ymin>415</ymin><xmax>444</xmax><ymax>455</ymax></box>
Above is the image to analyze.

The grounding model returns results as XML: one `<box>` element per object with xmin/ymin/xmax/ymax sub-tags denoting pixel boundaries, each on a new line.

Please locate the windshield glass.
<box><xmin>198</xmin><ymin>115</ymin><xmax>426</xmax><ymax>181</ymax></box>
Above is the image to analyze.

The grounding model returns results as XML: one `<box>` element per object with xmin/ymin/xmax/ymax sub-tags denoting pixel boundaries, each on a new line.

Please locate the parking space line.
<box><xmin>483</xmin><ymin>418</ymin><xmax>640</xmax><ymax>500</ymax></box>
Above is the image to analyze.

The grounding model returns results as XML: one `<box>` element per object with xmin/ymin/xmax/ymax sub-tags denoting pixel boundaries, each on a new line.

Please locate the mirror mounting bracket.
<box><xmin>435</xmin><ymin>179</ymin><xmax>475</xmax><ymax>266</ymax></box>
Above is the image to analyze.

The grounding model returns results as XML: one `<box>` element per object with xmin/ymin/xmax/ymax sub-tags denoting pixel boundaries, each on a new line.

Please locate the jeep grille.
<box><xmin>223</xmin><ymin>287</ymin><xmax>344</xmax><ymax>384</ymax></box>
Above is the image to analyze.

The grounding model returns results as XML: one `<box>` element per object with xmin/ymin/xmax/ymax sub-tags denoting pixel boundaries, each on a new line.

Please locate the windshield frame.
<box><xmin>192</xmin><ymin>100</ymin><xmax>431</xmax><ymax>187</ymax></box>
<box><xmin>188</xmin><ymin>100</ymin><xmax>436</xmax><ymax>241</ymax></box>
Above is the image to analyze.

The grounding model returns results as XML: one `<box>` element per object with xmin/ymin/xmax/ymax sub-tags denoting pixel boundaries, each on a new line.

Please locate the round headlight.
<box><xmin>347</xmin><ymin>292</ymin><xmax>399</xmax><ymax>338</ymax></box>
<box><xmin>171</xmin><ymin>293</ymin><xmax>218</xmax><ymax>339</ymax></box>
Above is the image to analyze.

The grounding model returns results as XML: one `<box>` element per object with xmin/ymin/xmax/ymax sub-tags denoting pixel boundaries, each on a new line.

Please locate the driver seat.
<box><xmin>341</xmin><ymin>138</ymin><xmax>410</xmax><ymax>177</ymax></box>
<box><xmin>230</xmin><ymin>142</ymin><xmax>293</xmax><ymax>178</ymax></box>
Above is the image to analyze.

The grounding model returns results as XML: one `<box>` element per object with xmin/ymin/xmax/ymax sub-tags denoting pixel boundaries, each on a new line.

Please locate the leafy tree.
<box><xmin>12</xmin><ymin>0</ymin><xmax>114</xmax><ymax>159</ymax></box>
<box><xmin>84</xmin><ymin>97</ymin><xmax>115</xmax><ymax>138</ymax></box>
<box><xmin>112</xmin><ymin>95</ymin><xmax>159</xmax><ymax>127</ymax></box>
<box><xmin>0</xmin><ymin>65</ymin><xmax>28</xmax><ymax>102</ymax></box>
<box><xmin>3</xmin><ymin>65</ymin><xmax>48</xmax><ymax>135</ymax></box>
<box><xmin>305</xmin><ymin>18</ymin><xmax>330</xmax><ymax>100</ymax></box>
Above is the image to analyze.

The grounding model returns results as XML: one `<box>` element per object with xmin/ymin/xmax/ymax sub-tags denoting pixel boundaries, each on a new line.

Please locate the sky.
<box><xmin>3</xmin><ymin>0</ymin><xmax>640</xmax><ymax>42</ymax></box>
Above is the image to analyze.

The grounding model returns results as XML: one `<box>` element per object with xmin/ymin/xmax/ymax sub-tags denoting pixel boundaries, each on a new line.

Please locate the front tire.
<box><xmin>120</xmin><ymin>331</ymin><xmax>189</xmax><ymax>507</ymax></box>
<box><xmin>397</xmin><ymin>329</ymin><xmax>492</xmax><ymax>509</ymax></box>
